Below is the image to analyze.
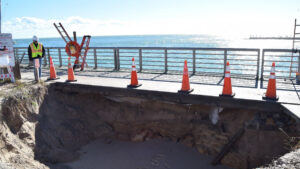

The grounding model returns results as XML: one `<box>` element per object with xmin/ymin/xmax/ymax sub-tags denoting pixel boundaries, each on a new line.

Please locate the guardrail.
<box><xmin>14</xmin><ymin>47</ymin><xmax>261</xmax><ymax>79</ymax></box>
<box><xmin>14</xmin><ymin>47</ymin><xmax>300</xmax><ymax>80</ymax></box>
<box><xmin>261</xmin><ymin>49</ymin><xmax>299</xmax><ymax>80</ymax></box>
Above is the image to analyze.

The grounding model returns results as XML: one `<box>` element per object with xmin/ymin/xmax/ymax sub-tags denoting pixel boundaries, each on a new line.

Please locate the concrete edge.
<box><xmin>280</xmin><ymin>104</ymin><xmax>300</xmax><ymax>123</ymax></box>
<box><xmin>51</xmin><ymin>82</ymin><xmax>284</xmax><ymax>113</ymax></box>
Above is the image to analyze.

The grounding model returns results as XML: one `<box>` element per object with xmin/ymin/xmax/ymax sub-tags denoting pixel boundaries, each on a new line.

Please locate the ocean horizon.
<box><xmin>13</xmin><ymin>34</ymin><xmax>292</xmax><ymax>49</ymax></box>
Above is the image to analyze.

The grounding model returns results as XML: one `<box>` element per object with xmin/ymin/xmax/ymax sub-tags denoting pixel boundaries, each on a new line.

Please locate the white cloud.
<box><xmin>2</xmin><ymin>16</ymin><xmax>126</xmax><ymax>39</ymax></box>
<box><xmin>2</xmin><ymin>16</ymin><xmax>294</xmax><ymax>39</ymax></box>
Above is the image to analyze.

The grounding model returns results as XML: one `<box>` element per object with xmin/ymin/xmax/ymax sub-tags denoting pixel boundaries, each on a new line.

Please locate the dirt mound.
<box><xmin>0</xmin><ymin>82</ymin><xmax>48</xmax><ymax>169</ymax></box>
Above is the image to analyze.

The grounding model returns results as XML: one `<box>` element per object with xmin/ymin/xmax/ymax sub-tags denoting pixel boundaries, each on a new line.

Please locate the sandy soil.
<box><xmin>64</xmin><ymin>139</ymin><xmax>231</xmax><ymax>169</ymax></box>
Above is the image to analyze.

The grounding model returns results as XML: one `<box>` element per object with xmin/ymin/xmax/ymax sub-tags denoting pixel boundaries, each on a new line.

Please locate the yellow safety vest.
<box><xmin>30</xmin><ymin>43</ymin><xmax>43</xmax><ymax>58</ymax></box>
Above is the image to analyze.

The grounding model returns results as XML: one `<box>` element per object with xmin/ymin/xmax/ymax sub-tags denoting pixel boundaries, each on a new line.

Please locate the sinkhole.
<box><xmin>0</xmin><ymin>82</ymin><xmax>299</xmax><ymax>169</ymax></box>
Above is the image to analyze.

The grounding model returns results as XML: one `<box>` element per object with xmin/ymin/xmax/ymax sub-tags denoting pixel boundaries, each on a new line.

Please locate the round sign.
<box><xmin>65</xmin><ymin>41</ymin><xmax>81</xmax><ymax>57</ymax></box>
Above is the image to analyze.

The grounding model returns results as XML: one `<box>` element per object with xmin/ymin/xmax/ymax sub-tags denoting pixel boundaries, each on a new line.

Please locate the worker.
<box><xmin>28</xmin><ymin>35</ymin><xmax>45</xmax><ymax>79</ymax></box>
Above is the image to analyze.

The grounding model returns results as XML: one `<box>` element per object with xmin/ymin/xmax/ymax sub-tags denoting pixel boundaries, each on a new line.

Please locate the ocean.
<box><xmin>13</xmin><ymin>34</ymin><xmax>292</xmax><ymax>49</ymax></box>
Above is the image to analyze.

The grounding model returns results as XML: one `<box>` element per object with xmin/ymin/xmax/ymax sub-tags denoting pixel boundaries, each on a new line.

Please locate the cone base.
<box><xmin>127</xmin><ymin>84</ymin><xmax>142</xmax><ymax>88</ymax></box>
<box><xmin>262</xmin><ymin>95</ymin><xmax>279</xmax><ymax>101</ymax></box>
<box><xmin>46</xmin><ymin>77</ymin><xmax>60</xmax><ymax>81</ymax></box>
<box><xmin>178</xmin><ymin>88</ymin><xmax>194</xmax><ymax>94</ymax></box>
<box><xmin>219</xmin><ymin>92</ymin><xmax>235</xmax><ymax>97</ymax></box>
<box><xmin>66</xmin><ymin>79</ymin><xmax>77</xmax><ymax>83</ymax></box>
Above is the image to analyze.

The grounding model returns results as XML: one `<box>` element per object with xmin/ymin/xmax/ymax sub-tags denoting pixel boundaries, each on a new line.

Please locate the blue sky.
<box><xmin>1</xmin><ymin>0</ymin><xmax>300</xmax><ymax>38</ymax></box>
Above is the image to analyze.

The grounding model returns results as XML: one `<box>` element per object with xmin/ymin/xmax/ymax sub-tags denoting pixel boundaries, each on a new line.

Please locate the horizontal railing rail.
<box><xmin>261</xmin><ymin>49</ymin><xmax>299</xmax><ymax>80</ymax></box>
<box><xmin>14</xmin><ymin>47</ymin><xmax>261</xmax><ymax>79</ymax></box>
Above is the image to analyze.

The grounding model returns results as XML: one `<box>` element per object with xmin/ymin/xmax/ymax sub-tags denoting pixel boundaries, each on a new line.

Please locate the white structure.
<box><xmin>0</xmin><ymin>33</ymin><xmax>15</xmax><ymax>82</ymax></box>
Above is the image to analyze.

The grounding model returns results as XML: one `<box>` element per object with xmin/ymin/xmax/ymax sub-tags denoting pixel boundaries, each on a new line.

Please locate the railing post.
<box><xmin>27</xmin><ymin>48</ymin><xmax>31</xmax><ymax>66</ymax></box>
<box><xmin>298</xmin><ymin>52</ymin><xmax>300</xmax><ymax>75</ymax></box>
<box><xmin>224</xmin><ymin>50</ymin><xmax>228</xmax><ymax>76</ymax></box>
<box><xmin>15</xmin><ymin>48</ymin><xmax>18</xmax><ymax>63</ymax></box>
<box><xmin>261</xmin><ymin>50</ymin><xmax>265</xmax><ymax>81</ymax></box>
<box><xmin>164</xmin><ymin>49</ymin><xmax>168</xmax><ymax>73</ymax></box>
<box><xmin>94</xmin><ymin>48</ymin><xmax>97</xmax><ymax>69</ymax></box>
<box><xmin>192</xmin><ymin>49</ymin><xmax>196</xmax><ymax>75</ymax></box>
<box><xmin>113</xmin><ymin>48</ymin><xmax>117</xmax><ymax>71</ymax></box>
<box><xmin>117</xmin><ymin>48</ymin><xmax>120</xmax><ymax>70</ymax></box>
<box><xmin>139</xmin><ymin>48</ymin><xmax>142</xmax><ymax>72</ymax></box>
<box><xmin>20</xmin><ymin>52</ymin><xmax>25</xmax><ymax>64</ymax></box>
<box><xmin>43</xmin><ymin>48</ymin><xmax>47</xmax><ymax>66</ymax></box>
<box><xmin>58</xmin><ymin>48</ymin><xmax>62</xmax><ymax>67</ymax></box>
<box><xmin>114</xmin><ymin>48</ymin><xmax>120</xmax><ymax>71</ymax></box>
<box><xmin>256</xmin><ymin>49</ymin><xmax>260</xmax><ymax>80</ymax></box>
<box><xmin>47</xmin><ymin>48</ymin><xmax>50</xmax><ymax>66</ymax></box>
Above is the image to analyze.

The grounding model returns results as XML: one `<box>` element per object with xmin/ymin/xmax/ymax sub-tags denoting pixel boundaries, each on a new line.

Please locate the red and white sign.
<box><xmin>0</xmin><ymin>33</ymin><xmax>15</xmax><ymax>82</ymax></box>
<box><xmin>0</xmin><ymin>33</ymin><xmax>14</xmax><ymax>67</ymax></box>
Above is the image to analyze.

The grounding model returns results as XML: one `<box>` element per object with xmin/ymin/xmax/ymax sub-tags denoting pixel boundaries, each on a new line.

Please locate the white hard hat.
<box><xmin>32</xmin><ymin>35</ymin><xmax>38</xmax><ymax>41</ymax></box>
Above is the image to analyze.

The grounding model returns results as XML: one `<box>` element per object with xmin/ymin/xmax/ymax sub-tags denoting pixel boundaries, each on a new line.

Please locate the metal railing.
<box><xmin>261</xmin><ymin>49</ymin><xmax>300</xmax><ymax>80</ymax></box>
<box><xmin>14</xmin><ymin>47</ymin><xmax>261</xmax><ymax>78</ymax></box>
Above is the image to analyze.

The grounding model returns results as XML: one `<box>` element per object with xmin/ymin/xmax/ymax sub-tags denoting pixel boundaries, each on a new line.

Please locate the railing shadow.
<box><xmin>54</xmin><ymin>69</ymin><xmax>259</xmax><ymax>88</ymax></box>
<box><xmin>26</xmin><ymin>67</ymin><xmax>298</xmax><ymax>92</ymax></box>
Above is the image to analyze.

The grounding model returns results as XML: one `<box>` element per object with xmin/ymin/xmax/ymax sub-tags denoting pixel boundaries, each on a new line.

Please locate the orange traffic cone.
<box><xmin>263</xmin><ymin>62</ymin><xmax>278</xmax><ymax>100</ymax></box>
<box><xmin>47</xmin><ymin>56</ymin><xmax>60</xmax><ymax>80</ymax></box>
<box><xmin>66</xmin><ymin>57</ymin><xmax>77</xmax><ymax>82</ymax></box>
<box><xmin>127</xmin><ymin>57</ymin><xmax>142</xmax><ymax>88</ymax></box>
<box><xmin>178</xmin><ymin>60</ymin><xmax>193</xmax><ymax>93</ymax></box>
<box><xmin>296</xmin><ymin>72</ymin><xmax>300</xmax><ymax>85</ymax></box>
<box><xmin>220</xmin><ymin>61</ymin><xmax>235</xmax><ymax>97</ymax></box>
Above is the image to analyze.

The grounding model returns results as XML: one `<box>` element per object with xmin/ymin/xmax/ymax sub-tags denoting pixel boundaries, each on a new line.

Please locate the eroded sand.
<box><xmin>64</xmin><ymin>139</ymin><xmax>232</xmax><ymax>169</ymax></box>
